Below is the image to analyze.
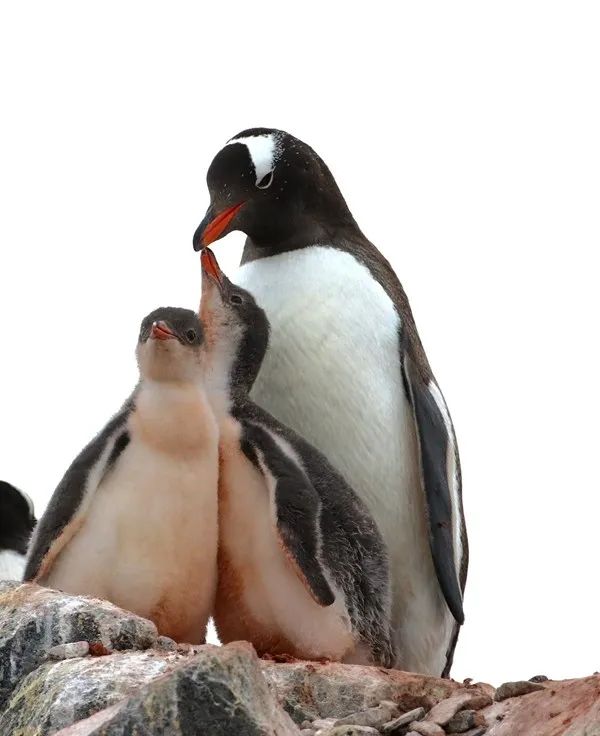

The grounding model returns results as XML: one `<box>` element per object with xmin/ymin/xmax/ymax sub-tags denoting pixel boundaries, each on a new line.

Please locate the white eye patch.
<box><xmin>227</xmin><ymin>133</ymin><xmax>281</xmax><ymax>189</ymax></box>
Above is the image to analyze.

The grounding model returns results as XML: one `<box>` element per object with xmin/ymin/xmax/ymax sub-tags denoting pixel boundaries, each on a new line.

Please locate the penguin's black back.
<box><xmin>0</xmin><ymin>481</ymin><xmax>35</xmax><ymax>555</ymax></box>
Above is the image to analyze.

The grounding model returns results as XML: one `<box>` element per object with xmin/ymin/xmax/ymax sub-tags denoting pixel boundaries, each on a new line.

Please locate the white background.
<box><xmin>1</xmin><ymin>2</ymin><xmax>598</xmax><ymax>684</ymax></box>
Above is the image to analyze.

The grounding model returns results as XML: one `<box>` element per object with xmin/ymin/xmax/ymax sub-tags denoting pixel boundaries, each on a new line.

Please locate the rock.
<box><xmin>529</xmin><ymin>675</ymin><xmax>549</xmax><ymax>683</ymax></box>
<box><xmin>155</xmin><ymin>635</ymin><xmax>177</xmax><ymax>652</ymax></box>
<box><xmin>494</xmin><ymin>680</ymin><xmax>546</xmax><ymax>701</ymax></box>
<box><xmin>0</xmin><ymin>649</ymin><xmax>180</xmax><ymax>734</ymax></box>
<box><xmin>483</xmin><ymin>675</ymin><xmax>600</xmax><ymax>735</ymax></box>
<box><xmin>3</xmin><ymin>583</ymin><xmax>600</xmax><ymax>736</ymax></box>
<box><xmin>381</xmin><ymin>707</ymin><xmax>426</xmax><ymax>734</ymax></box>
<box><xmin>317</xmin><ymin>728</ymin><xmax>380</xmax><ymax>736</ymax></box>
<box><xmin>408</xmin><ymin>721</ymin><xmax>445</xmax><ymax>736</ymax></box>
<box><xmin>313</xmin><ymin>718</ymin><xmax>337</xmax><ymax>730</ymax></box>
<box><xmin>47</xmin><ymin>641</ymin><xmax>90</xmax><ymax>660</ymax></box>
<box><xmin>333</xmin><ymin>699</ymin><xmax>400</xmax><ymax>728</ymax></box>
<box><xmin>445</xmin><ymin>709</ymin><xmax>485</xmax><ymax>733</ymax></box>
<box><xmin>426</xmin><ymin>693</ymin><xmax>492</xmax><ymax>726</ymax></box>
<box><xmin>0</xmin><ymin>582</ymin><xmax>157</xmax><ymax>708</ymax></box>
<box><xmin>262</xmin><ymin>660</ymin><xmax>470</xmax><ymax>724</ymax></box>
<box><xmin>53</xmin><ymin>642</ymin><xmax>299</xmax><ymax>736</ymax></box>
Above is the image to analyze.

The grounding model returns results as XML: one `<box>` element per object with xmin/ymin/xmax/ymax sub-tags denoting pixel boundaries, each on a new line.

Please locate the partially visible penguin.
<box><xmin>0</xmin><ymin>481</ymin><xmax>36</xmax><ymax>580</ymax></box>
<box><xmin>200</xmin><ymin>247</ymin><xmax>395</xmax><ymax>667</ymax></box>
<box><xmin>193</xmin><ymin>128</ymin><xmax>467</xmax><ymax>676</ymax></box>
<box><xmin>24</xmin><ymin>308</ymin><xmax>219</xmax><ymax>643</ymax></box>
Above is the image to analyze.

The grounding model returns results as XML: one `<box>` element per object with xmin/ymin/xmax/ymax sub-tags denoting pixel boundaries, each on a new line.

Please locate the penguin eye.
<box><xmin>256</xmin><ymin>171</ymin><xmax>273</xmax><ymax>189</ymax></box>
<box><xmin>185</xmin><ymin>329</ymin><xmax>197</xmax><ymax>342</ymax></box>
<box><xmin>230</xmin><ymin>294</ymin><xmax>243</xmax><ymax>305</ymax></box>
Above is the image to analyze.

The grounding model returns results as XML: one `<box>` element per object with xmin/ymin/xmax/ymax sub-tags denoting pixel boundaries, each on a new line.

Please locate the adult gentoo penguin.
<box><xmin>0</xmin><ymin>481</ymin><xmax>36</xmax><ymax>581</ymax></box>
<box><xmin>24</xmin><ymin>308</ymin><xmax>219</xmax><ymax>643</ymax></box>
<box><xmin>193</xmin><ymin>129</ymin><xmax>467</xmax><ymax>676</ymax></box>
<box><xmin>200</xmin><ymin>248</ymin><xmax>395</xmax><ymax>667</ymax></box>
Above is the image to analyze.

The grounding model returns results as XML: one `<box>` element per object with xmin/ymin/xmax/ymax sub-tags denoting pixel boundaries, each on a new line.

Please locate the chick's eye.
<box><xmin>230</xmin><ymin>294</ymin><xmax>243</xmax><ymax>305</ymax></box>
<box><xmin>185</xmin><ymin>329</ymin><xmax>196</xmax><ymax>342</ymax></box>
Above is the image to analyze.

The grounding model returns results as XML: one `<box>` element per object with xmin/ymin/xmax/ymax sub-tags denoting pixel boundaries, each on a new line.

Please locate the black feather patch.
<box><xmin>404</xmin><ymin>359</ymin><xmax>465</xmax><ymax>625</ymax></box>
<box><xmin>241</xmin><ymin>421</ymin><xmax>335</xmax><ymax>607</ymax></box>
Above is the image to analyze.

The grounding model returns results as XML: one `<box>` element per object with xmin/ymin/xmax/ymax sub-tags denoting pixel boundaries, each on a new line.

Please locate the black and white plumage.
<box><xmin>193</xmin><ymin>129</ymin><xmax>467</xmax><ymax>676</ymax></box>
<box><xmin>200</xmin><ymin>248</ymin><xmax>395</xmax><ymax>667</ymax></box>
<box><xmin>24</xmin><ymin>308</ymin><xmax>219</xmax><ymax>643</ymax></box>
<box><xmin>0</xmin><ymin>481</ymin><xmax>36</xmax><ymax>581</ymax></box>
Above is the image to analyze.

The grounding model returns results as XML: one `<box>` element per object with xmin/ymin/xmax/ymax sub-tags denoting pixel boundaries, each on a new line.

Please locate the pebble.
<box><xmin>529</xmin><ymin>674</ymin><xmax>549</xmax><ymax>683</ymax></box>
<box><xmin>409</xmin><ymin>721</ymin><xmax>445</xmax><ymax>736</ymax></box>
<box><xmin>446</xmin><ymin>710</ymin><xmax>486</xmax><ymax>733</ymax></box>
<box><xmin>461</xmin><ymin>728</ymin><xmax>487</xmax><ymax>736</ymax></box>
<box><xmin>300</xmin><ymin>730</ymin><xmax>316</xmax><ymax>736</ymax></box>
<box><xmin>381</xmin><ymin>707</ymin><xmax>426</xmax><ymax>734</ymax></box>
<box><xmin>494</xmin><ymin>680</ymin><xmax>545</xmax><ymax>702</ymax></box>
<box><xmin>47</xmin><ymin>641</ymin><xmax>90</xmax><ymax>660</ymax></box>
<box><xmin>313</xmin><ymin>717</ymin><xmax>337</xmax><ymax>731</ymax></box>
<box><xmin>317</xmin><ymin>728</ymin><xmax>380</xmax><ymax>736</ymax></box>
<box><xmin>334</xmin><ymin>700</ymin><xmax>400</xmax><ymax>728</ymax></box>
<box><xmin>427</xmin><ymin>693</ymin><xmax>489</xmax><ymax>726</ymax></box>
<box><xmin>155</xmin><ymin>635</ymin><xmax>177</xmax><ymax>652</ymax></box>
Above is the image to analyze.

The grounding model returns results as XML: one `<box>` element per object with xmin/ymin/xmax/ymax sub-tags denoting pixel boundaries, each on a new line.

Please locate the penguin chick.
<box><xmin>24</xmin><ymin>308</ymin><xmax>219</xmax><ymax>643</ymax></box>
<box><xmin>0</xmin><ymin>481</ymin><xmax>36</xmax><ymax>580</ymax></box>
<box><xmin>200</xmin><ymin>248</ymin><xmax>395</xmax><ymax>667</ymax></box>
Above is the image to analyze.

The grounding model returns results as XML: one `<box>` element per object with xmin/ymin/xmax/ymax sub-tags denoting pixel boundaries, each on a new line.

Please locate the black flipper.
<box><xmin>23</xmin><ymin>399</ymin><xmax>133</xmax><ymax>582</ymax></box>
<box><xmin>240</xmin><ymin>421</ymin><xmax>335</xmax><ymax>607</ymax></box>
<box><xmin>403</xmin><ymin>356</ymin><xmax>465</xmax><ymax>625</ymax></box>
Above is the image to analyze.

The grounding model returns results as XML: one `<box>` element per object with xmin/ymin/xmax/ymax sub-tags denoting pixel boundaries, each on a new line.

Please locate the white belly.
<box><xmin>215</xmin><ymin>418</ymin><xmax>354</xmax><ymax>661</ymax></box>
<box><xmin>236</xmin><ymin>245</ymin><xmax>454</xmax><ymax>673</ymax></box>
<box><xmin>45</xmin><ymin>397</ymin><xmax>219</xmax><ymax>644</ymax></box>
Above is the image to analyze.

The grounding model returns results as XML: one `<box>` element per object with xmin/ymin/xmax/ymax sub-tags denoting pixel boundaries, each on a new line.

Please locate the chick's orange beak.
<box><xmin>197</xmin><ymin>201</ymin><xmax>245</xmax><ymax>247</ymax></box>
<box><xmin>151</xmin><ymin>321</ymin><xmax>176</xmax><ymax>340</ymax></box>
<box><xmin>201</xmin><ymin>247</ymin><xmax>223</xmax><ymax>286</ymax></box>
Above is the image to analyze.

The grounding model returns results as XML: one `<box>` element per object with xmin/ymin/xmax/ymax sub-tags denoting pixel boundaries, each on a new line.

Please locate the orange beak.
<box><xmin>200</xmin><ymin>202</ymin><xmax>245</xmax><ymax>246</ymax></box>
<box><xmin>201</xmin><ymin>247</ymin><xmax>223</xmax><ymax>286</ymax></box>
<box><xmin>151</xmin><ymin>321</ymin><xmax>176</xmax><ymax>340</ymax></box>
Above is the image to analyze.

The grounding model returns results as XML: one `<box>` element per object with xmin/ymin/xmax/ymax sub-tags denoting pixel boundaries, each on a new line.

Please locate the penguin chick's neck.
<box><xmin>131</xmin><ymin>378</ymin><xmax>218</xmax><ymax>457</ymax></box>
<box><xmin>203</xmin><ymin>320</ymin><xmax>264</xmax><ymax>415</ymax></box>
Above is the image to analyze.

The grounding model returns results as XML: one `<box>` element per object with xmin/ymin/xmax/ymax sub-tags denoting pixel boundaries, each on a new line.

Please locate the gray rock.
<box><xmin>59</xmin><ymin>642</ymin><xmax>299</xmax><ymax>735</ymax></box>
<box><xmin>381</xmin><ymin>707</ymin><xmax>426</xmax><ymax>734</ymax></box>
<box><xmin>494</xmin><ymin>680</ymin><xmax>545</xmax><ymax>702</ymax></box>
<box><xmin>48</xmin><ymin>641</ymin><xmax>90</xmax><ymax>660</ymax></box>
<box><xmin>0</xmin><ymin>581</ymin><xmax>157</xmax><ymax>708</ymax></box>
<box><xmin>0</xmin><ymin>649</ymin><xmax>179</xmax><ymax>734</ymax></box>
<box><xmin>445</xmin><ymin>709</ymin><xmax>486</xmax><ymax>733</ymax></box>
<box><xmin>299</xmin><ymin>731</ymin><xmax>316</xmax><ymax>736</ymax></box>
<box><xmin>2</xmin><ymin>641</ymin><xmax>298</xmax><ymax>736</ymax></box>
<box><xmin>460</xmin><ymin>729</ymin><xmax>487</xmax><ymax>736</ymax></box>
<box><xmin>334</xmin><ymin>700</ymin><xmax>400</xmax><ymax>728</ymax></box>
<box><xmin>317</xmin><ymin>728</ymin><xmax>380</xmax><ymax>736</ymax></box>
<box><xmin>155</xmin><ymin>635</ymin><xmax>177</xmax><ymax>652</ymax></box>
<box><xmin>313</xmin><ymin>718</ymin><xmax>338</xmax><ymax>731</ymax></box>
<box><xmin>528</xmin><ymin>674</ymin><xmax>549</xmax><ymax>683</ymax></box>
<box><xmin>262</xmin><ymin>660</ymin><xmax>465</xmax><ymax>724</ymax></box>
<box><xmin>408</xmin><ymin>721</ymin><xmax>445</xmax><ymax>736</ymax></box>
<box><xmin>426</xmin><ymin>693</ymin><xmax>492</xmax><ymax>725</ymax></box>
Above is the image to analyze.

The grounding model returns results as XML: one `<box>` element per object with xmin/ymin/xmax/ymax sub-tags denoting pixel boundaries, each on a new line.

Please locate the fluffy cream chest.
<box><xmin>214</xmin><ymin>416</ymin><xmax>354</xmax><ymax>661</ymax></box>
<box><xmin>45</xmin><ymin>381</ymin><xmax>219</xmax><ymax>643</ymax></box>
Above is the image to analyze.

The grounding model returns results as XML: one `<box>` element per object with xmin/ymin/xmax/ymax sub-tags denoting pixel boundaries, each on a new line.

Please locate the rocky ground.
<box><xmin>0</xmin><ymin>581</ymin><xmax>598</xmax><ymax>735</ymax></box>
